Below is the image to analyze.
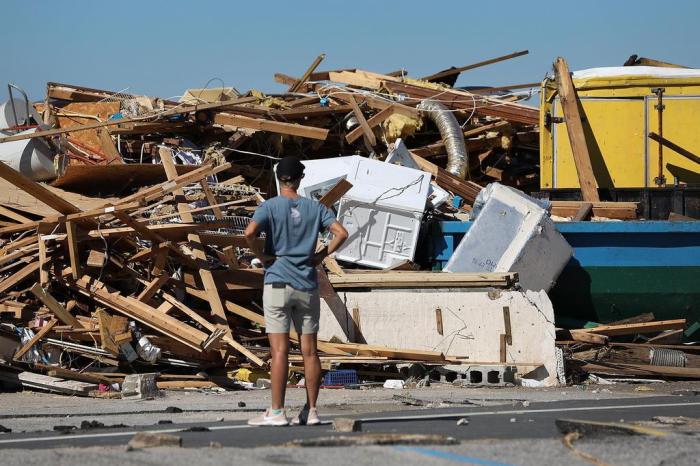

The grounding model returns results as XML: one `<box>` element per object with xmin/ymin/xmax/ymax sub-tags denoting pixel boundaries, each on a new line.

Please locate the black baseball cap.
<box><xmin>276</xmin><ymin>156</ymin><xmax>305</xmax><ymax>180</ymax></box>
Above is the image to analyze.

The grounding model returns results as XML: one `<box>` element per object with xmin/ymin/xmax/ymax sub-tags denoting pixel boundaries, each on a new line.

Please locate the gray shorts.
<box><xmin>263</xmin><ymin>284</ymin><xmax>320</xmax><ymax>334</ymax></box>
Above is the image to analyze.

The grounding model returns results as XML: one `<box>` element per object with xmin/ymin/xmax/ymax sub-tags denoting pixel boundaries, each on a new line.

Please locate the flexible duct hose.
<box><xmin>417</xmin><ymin>99</ymin><xmax>469</xmax><ymax>178</ymax></box>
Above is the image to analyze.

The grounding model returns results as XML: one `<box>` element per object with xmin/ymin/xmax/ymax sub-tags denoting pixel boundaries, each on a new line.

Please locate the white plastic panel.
<box><xmin>334</xmin><ymin>197</ymin><xmax>422</xmax><ymax>269</ymax></box>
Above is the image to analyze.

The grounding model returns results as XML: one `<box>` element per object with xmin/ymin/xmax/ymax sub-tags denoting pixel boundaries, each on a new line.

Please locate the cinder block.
<box><xmin>446</xmin><ymin>365</ymin><xmax>516</xmax><ymax>386</ymax></box>
<box><xmin>121</xmin><ymin>373</ymin><xmax>159</xmax><ymax>399</ymax></box>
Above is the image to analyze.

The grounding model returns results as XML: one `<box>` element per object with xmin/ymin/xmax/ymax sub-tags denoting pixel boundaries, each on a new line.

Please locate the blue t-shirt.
<box><xmin>252</xmin><ymin>196</ymin><xmax>337</xmax><ymax>290</ymax></box>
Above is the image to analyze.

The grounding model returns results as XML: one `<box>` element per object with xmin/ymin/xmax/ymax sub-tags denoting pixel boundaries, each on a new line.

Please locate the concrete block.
<box><xmin>127</xmin><ymin>432</ymin><xmax>181</xmax><ymax>449</ymax></box>
<box><xmin>333</xmin><ymin>418</ymin><xmax>362</xmax><ymax>432</ymax></box>
<box><xmin>121</xmin><ymin>373</ymin><xmax>159</xmax><ymax>399</ymax></box>
<box><xmin>447</xmin><ymin>365</ymin><xmax>517</xmax><ymax>386</ymax></box>
<box><xmin>320</xmin><ymin>289</ymin><xmax>559</xmax><ymax>386</ymax></box>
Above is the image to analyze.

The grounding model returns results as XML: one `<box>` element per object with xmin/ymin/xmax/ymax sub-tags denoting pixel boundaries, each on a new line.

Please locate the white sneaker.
<box><xmin>247</xmin><ymin>409</ymin><xmax>289</xmax><ymax>426</ymax></box>
<box><xmin>291</xmin><ymin>407</ymin><xmax>320</xmax><ymax>426</ymax></box>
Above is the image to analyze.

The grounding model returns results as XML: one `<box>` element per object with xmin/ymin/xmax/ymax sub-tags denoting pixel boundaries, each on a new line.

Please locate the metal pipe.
<box><xmin>417</xmin><ymin>99</ymin><xmax>469</xmax><ymax>179</ymax></box>
<box><xmin>652</xmin><ymin>87</ymin><xmax>666</xmax><ymax>186</ymax></box>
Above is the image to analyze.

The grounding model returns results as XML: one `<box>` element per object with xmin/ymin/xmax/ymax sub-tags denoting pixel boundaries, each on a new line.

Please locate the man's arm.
<box><xmin>313</xmin><ymin>221</ymin><xmax>348</xmax><ymax>265</ymax></box>
<box><xmin>244</xmin><ymin>220</ymin><xmax>275</xmax><ymax>264</ymax></box>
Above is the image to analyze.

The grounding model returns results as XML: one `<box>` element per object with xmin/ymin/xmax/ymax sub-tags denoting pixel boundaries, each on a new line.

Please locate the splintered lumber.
<box><xmin>328</xmin><ymin>272</ymin><xmax>516</xmax><ymax>289</ymax></box>
<box><xmin>13</xmin><ymin>319</ymin><xmax>58</xmax><ymax>360</ymax></box>
<box><xmin>422</xmin><ymin>50</ymin><xmax>529</xmax><ymax>82</ymax></box>
<box><xmin>30</xmin><ymin>284</ymin><xmax>83</xmax><ymax>328</ymax></box>
<box><xmin>554</xmin><ymin>57</ymin><xmax>600</xmax><ymax>202</ymax></box>
<box><xmin>72</xmin><ymin>275</ymin><xmax>208</xmax><ymax>351</ymax></box>
<box><xmin>578</xmin><ymin>319</ymin><xmax>686</xmax><ymax>337</ymax></box>
<box><xmin>213</xmin><ymin>113</ymin><xmax>328</xmax><ymax>140</ymax></box>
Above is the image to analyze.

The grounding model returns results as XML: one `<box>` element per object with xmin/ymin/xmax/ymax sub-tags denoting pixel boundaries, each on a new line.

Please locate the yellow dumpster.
<box><xmin>540</xmin><ymin>66</ymin><xmax>700</xmax><ymax>189</ymax></box>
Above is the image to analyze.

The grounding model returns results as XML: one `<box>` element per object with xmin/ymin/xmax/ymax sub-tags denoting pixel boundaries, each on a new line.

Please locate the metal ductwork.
<box><xmin>417</xmin><ymin>99</ymin><xmax>468</xmax><ymax>179</ymax></box>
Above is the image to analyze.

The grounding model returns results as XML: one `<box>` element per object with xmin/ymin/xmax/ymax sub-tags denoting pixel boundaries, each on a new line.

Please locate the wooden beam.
<box><xmin>341</xmin><ymin>96</ymin><xmax>376</xmax><ymax>147</ymax></box>
<box><xmin>422</xmin><ymin>50</ymin><xmax>529</xmax><ymax>82</ymax></box>
<box><xmin>213</xmin><ymin>113</ymin><xmax>328</xmax><ymax>140</ymax></box>
<box><xmin>13</xmin><ymin>319</ymin><xmax>57</xmax><ymax>360</ymax></box>
<box><xmin>137</xmin><ymin>274</ymin><xmax>170</xmax><ymax>303</ymax></box>
<box><xmin>30</xmin><ymin>284</ymin><xmax>83</xmax><ymax>328</ymax></box>
<box><xmin>65</xmin><ymin>221</ymin><xmax>81</xmax><ymax>280</ymax></box>
<box><xmin>328</xmin><ymin>272</ymin><xmax>516</xmax><ymax>289</ymax></box>
<box><xmin>648</xmin><ymin>132</ymin><xmax>700</xmax><ymax>166</ymax></box>
<box><xmin>0</xmin><ymin>161</ymin><xmax>82</xmax><ymax>215</ymax></box>
<box><xmin>0</xmin><ymin>261</ymin><xmax>40</xmax><ymax>293</ymax></box>
<box><xmin>345</xmin><ymin>105</ymin><xmax>396</xmax><ymax>144</ymax></box>
<box><xmin>318</xmin><ymin>179</ymin><xmax>353</xmax><ymax>207</ymax></box>
<box><xmin>288</xmin><ymin>53</ymin><xmax>326</xmax><ymax>93</ymax></box>
<box><xmin>579</xmin><ymin>319</ymin><xmax>686</xmax><ymax>337</ymax></box>
<box><xmin>554</xmin><ymin>57</ymin><xmax>600</xmax><ymax>202</ymax></box>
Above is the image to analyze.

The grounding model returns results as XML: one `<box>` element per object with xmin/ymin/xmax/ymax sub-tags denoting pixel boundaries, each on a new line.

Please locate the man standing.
<box><xmin>245</xmin><ymin>156</ymin><xmax>348</xmax><ymax>427</ymax></box>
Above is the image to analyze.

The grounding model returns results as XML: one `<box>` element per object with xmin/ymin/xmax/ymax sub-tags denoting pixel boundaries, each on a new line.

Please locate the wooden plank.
<box><xmin>554</xmin><ymin>57</ymin><xmax>600</xmax><ymax>202</ymax></box>
<box><xmin>317</xmin><ymin>266</ymin><xmax>357</xmax><ymax>343</ymax></box>
<box><xmin>327</xmin><ymin>271</ymin><xmax>515</xmax><ymax>289</ymax></box>
<box><xmin>342</xmin><ymin>96</ymin><xmax>376</xmax><ymax>147</ymax></box>
<box><xmin>13</xmin><ymin>319</ymin><xmax>57</xmax><ymax>360</ymax></box>
<box><xmin>200</xmin><ymin>181</ymin><xmax>223</xmax><ymax>219</ymax></box>
<box><xmin>137</xmin><ymin>274</ymin><xmax>170</xmax><ymax>303</ymax></box>
<box><xmin>345</xmin><ymin>105</ymin><xmax>396</xmax><ymax>144</ymax></box>
<box><xmin>95</xmin><ymin>128</ymin><xmax>123</xmax><ymax>164</ymax></box>
<box><xmin>580</xmin><ymin>362</ymin><xmax>700</xmax><ymax>379</ymax></box>
<box><xmin>30</xmin><ymin>284</ymin><xmax>83</xmax><ymax>328</ymax></box>
<box><xmin>318</xmin><ymin>179</ymin><xmax>353</xmax><ymax>207</ymax></box>
<box><xmin>568</xmin><ymin>330</ymin><xmax>609</xmax><ymax>345</ymax></box>
<box><xmin>213</xmin><ymin>113</ymin><xmax>328</xmax><ymax>140</ymax></box>
<box><xmin>573</xmin><ymin>202</ymin><xmax>593</xmax><ymax>221</ymax></box>
<box><xmin>579</xmin><ymin>319</ymin><xmax>686</xmax><ymax>337</ymax></box>
<box><xmin>422</xmin><ymin>50</ymin><xmax>529</xmax><ymax>82</ymax></box>
<box><xmin>435</xmin><ymin>307</ymin><xmax>443</xmax><ymax>336</ymax></box>
<box><xmin>648</xmin><ymin>132</ymin><xmax>700</xmax><ymax>166</ymax></box>
<box><xmin>0</xmin><ymin>205</ymin><xmax>32</xmax><ymax>224</ymax></box>
<box><xmin>0</xmin><ymin>161</ymin><xmax>82</xmax><ymax>215</ymax></box>
<box><xmin>288</xmin><ymin>53</ymin><xmax>326</xmax><ymax>93</ymax></box>
<box><xmin>502</xmin><ymin>306</ymin><xmax>512</xmax><ymax>345</ymax></box>
<box><xmin>0</xmin><ymin>260</ymin><xmax>40</xmax><ymax>293</ymax></box>
<box><xmin>550</xmin><ymin>201</ymin><xmax>638</xmax><ymax>220</ymax></box>
<box><xmin>65</xmin><ymin>221</ymin><xmax>81</xmax><ymax>280</ymax></box>
<box><xmin>38</xmin><ymin>235</ymin><xmax>49</xmax><ymax>285</ymax></box>
<box><xmin>95</xmin><ymin>309</ymin><xmax>119</xmax><ymax>355</ymax></box>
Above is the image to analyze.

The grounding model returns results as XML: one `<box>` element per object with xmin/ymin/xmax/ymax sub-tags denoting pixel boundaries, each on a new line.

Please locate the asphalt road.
<box><xmin>1</xmin><ymin>395</ymin><xmax>698</xmax><ymax>449</ymax></box>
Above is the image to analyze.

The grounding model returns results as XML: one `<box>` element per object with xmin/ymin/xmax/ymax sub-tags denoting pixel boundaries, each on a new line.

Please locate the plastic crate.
<box><xmin>323</xmin><ymin>369</ymin><xmax>357</xmax><ymax>386</ymax></box>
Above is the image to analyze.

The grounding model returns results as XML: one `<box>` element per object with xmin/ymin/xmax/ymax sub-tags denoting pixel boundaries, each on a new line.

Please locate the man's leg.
<box><xmin>267</xmin><ymin>332</ymin><xmax>290</xmax><ymax>410</ymax></box>
<box><xmin>299</xmin><ymin>333</ymin><xmax>320</xmax><ymax>408</ymax></box>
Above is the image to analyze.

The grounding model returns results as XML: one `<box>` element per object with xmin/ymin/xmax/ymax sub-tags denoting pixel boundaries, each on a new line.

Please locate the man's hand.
<box><xmin>258</xmin><ymin>253</ymin><xmax>276</xmax><ymax>266</ymax></box>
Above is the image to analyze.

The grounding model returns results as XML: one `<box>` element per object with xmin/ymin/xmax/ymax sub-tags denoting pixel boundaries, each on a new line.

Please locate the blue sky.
<box><xmin>2</xmin><ymin>0</ymin><xmax>699</xmax><ymax>103</ymax></box>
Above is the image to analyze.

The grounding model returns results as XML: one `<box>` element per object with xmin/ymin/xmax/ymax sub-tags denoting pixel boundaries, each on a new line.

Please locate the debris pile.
<box><xmin>0</xmin><ymin>52</ymin><xmax>697</xmax><ymax>396</ymax></box>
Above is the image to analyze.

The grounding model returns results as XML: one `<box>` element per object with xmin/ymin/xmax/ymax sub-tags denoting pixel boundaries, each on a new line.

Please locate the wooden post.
<box><xmin>554</xmin><ymin>57</ymin><xmax>600</xmax><ymax>202</ymax></box>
